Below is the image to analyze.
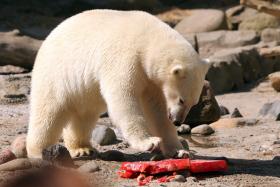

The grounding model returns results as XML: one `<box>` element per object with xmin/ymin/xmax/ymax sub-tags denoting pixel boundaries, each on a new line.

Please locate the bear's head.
<box><xmin>163</xmin><ymin>58</ymin><xmax>209</xmax><ymax>126</ymax></box>
<box><xmin>152</xmin><ymin>44</ymin><xmax>210</xmax><ymax>126</ymax></box>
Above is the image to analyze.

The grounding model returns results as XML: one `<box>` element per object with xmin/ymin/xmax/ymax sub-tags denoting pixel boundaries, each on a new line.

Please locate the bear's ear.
<box><xmin>171</xmin><ymin>64</ymin><xmax>184</xmax><ymax>77</ymax></box>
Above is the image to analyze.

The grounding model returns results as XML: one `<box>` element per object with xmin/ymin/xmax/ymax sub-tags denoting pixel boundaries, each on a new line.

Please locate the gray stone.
<box><xmin>92</xmin><ymin>126</ymin><xmax>117</xmax><ymax>146</ymax></box>
<box><xmin>170</xmin><ymin>175</ymin><xmax>186</xmax><ymax>182</ymax></box>
<box><xmin>78</xmin><ymin>161</ymin><xmax>100</xmax><ymax>173</ymax></box>
<box><xmin>197</xmin><ymin>30</ymin><xmax>259</xmax><ymax>58</ymax></box>
<box><xmin>42</xmin><ymin>144</ymin><xmax>74</xmax><ymax>167</ymax></box>
<box><xmin>175</xmin><ymin>9</ymin><xmax>226</xmax><ymax>34</ymax></box>
<box><xmin>100</xmin><ymin>150</ymin><xmax>124</xmax><ymax>161</ymax></box>
<box><xmin>10</xmin><ymin>135</ymin><xmax>27</xmax><ymax>158</ymax></box>
<box><xmin>259</xmin><ymin>101</ymin><xmax>280</xmax><ymax>121</ymax></box>
<box><xmin>261</xmin><ymin>28</ymin><xmax>280</xmax><ymax>43</ymax></box>
<box><xmin>184</xmin><ymin>81</ymin><xmax>220</xmax><ymax>126</ymax></box>
<box><xmin>191</xmin><ymin>124</ymin><xmax>215</xmax><ymax>136</ymax></box>
<box><xmin>231</xmin><ymin>108</ymin><xmax>243</xmax><ymax>118</ymax></box>
<box><xmin>219</xmin><ymin>105</ymin><xmax>230</xmax><ymax>116</ymax></box>
<box><xmin>177</xmin><ymin>124</ymin><xmax>191</xmax><ymax>134</ymax></box>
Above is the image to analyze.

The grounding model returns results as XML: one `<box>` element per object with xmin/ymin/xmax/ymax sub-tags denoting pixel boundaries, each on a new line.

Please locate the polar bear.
<box><xmin>26</xmin><ymin>10</ymin><xmax>209</xmax><ymax>158</ymax></box>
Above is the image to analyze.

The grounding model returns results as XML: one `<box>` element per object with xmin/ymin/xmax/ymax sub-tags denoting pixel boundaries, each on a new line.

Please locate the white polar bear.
<box><xmin>26</xmin><ymin>10</ymin><xmax>209</xmax><ymax>158</ymax></box>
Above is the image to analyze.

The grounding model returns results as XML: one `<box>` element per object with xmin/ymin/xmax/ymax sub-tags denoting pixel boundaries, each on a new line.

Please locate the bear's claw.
<box><xmin>69</xmin><ymin>147</ymin><xmax>95</xmax><ymax>158</ymax></box>
<box><xmin>175</xmin><ymin>149</ymin><xmax>193</xmax><ymax>159</ymax></box>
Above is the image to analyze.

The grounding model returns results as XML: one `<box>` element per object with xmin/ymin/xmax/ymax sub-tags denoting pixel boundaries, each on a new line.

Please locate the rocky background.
<box><xmin>0</xmin><ymin>0</ymin><xmax>280</xmax><ymax>187</ymax></box>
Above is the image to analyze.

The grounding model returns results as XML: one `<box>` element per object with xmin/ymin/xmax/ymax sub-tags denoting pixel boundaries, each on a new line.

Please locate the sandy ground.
<box><xmin>0</xmin><ymin>78</ymin><xmax>279</xmax><ymax>187</ymax></box>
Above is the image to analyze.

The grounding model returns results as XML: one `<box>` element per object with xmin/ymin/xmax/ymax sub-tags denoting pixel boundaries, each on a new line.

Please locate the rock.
<box><xmin>170</xmin><ymin>175</ymin><xmax>186</xmax><ymax>182</ymax></box>
<box><xmin>10</xmin><ymin>135</ymin><xmax>27</xmax><ymax>158</ymax></box>
<box><xmin>78</xmin><ymin>161</ymin><xmax>100</xmax><ymax>173</ymax></box>
<box><xmin>226</xmin><ymin>6</ymin><xmax>280</xmax><ymax>32</ymax></box>
<box><xmin>231</xmin><ymin>108</ymin><xmax>243</xmax><ymax>118</ymax></box>
<box><xmin>0</xmin><ymin>65</ymin><xmax>29</xmax><ymax>75</ymax></box>
<box><xmin>177</xmin><ymin>124</ymin><xmax>191</xmax><ymax>134</ymax></box>
<box><xmin>269</xmin><ymin>72</ymin><xmax>280</xmax><ymax>92</ymax></box>
<box><xmin>210</xmin><ymin>118</ymin><xmax>259</xmax><ymax>129</ymax></box>
<box><xmin>92</xmin><ymin>126</ymin><xmax>117</xmax><ymax>146</ymax></box>
<box><xmin>184</xmin><ymin>81</ymin><xmax>220</xmax><ymax>126</ymax></box>
<box><xmin>187</xmin><ymin>176</ymin><xmax>198</xmax><ymax>182</ymax></box>
<box><xmin>0</xmin><ymin>73</ymin><xmax>31</xmax><ymax>104</ymax></box>
<box><xmin>191</xmin><ymin>124</ymin><xmax>215</xmax><ymax>136</ymax></box>
<box><xmin>259</xmin><ymin>101</ymin><xmax>280</xmax><ymax>121</ymax></box>
<box><xmin>226</xmin><ymin>5</ymin><xmax>245</xmax><ymax>30</ymax></box>
<box><xmin>261</xmin><ymin>28</ymin><xmax>280</xmax><ymax>43</ymax></box>
<box><xmin>156</xmin><ymin>8</ymin><xmax>191</xmax><ymax>27</ymax></box>
<box><xmin>0</xmin><ymin>30</ymin><xmax>42</xmax><ymax>69</ymax></box>
<box><xmin>99</xmin><ymin>150</ymin><xmax>124</xmax><ymax>161</ymax></box>
<box><xmin>206</xmin><ymin>46</ymin><xmax>263</xmax><ymax>94</ymax></box>
<box><xmin>175</xmin><ymin>9</ymin><xmax>226</xmax><ymax>34</ymax></box>
<box><xmin>219</xmin><ymin>105</ymin><xmax>230</xmax><ymax>116</ymax></box>
<box><xmin>197</xmin><ymin>30</ymin><xmax>259</xmax><ymax>58</ymax></box>
<box><xmin>0</xmin><ymin>158</ymin><xmax>48</xmax><ymax>171</ymax></box>
<box><xmin>0</xmin><ymin>149</ymin><xmax>16</xmax><ymax>165</ymax></box>
<box><xmin>42</xmin><ymin>144</ymin><xmax>74</xmax><ymax>167</ymax></box>
<box><xmin>239</xmin><ymin>13</ymin><xmax>280</xmax><ymax>32</ymax></box>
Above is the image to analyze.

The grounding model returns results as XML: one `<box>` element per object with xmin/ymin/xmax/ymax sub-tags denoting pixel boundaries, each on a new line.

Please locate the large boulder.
<box><xmin>184</xmin><ymin>81</ymin><xmax>220</xmax><ymax>127</ymax></box>
<box><xmin>0</xmin><ymin>30</ymin><xmax>42</xmax><ymax>69</ymax></box>
<box><xmin>196</xmin><ymin>30</ymin><xmax>259</xmax><ymax>57</ymax></box>
<box><xmin>175</xmin><ymin>9</ymin><xmax>227</xmax><ymax>34</ymax></box>
<box><xmin>226</xmin><ymin>6</ymin><xmax>280</xmax><ymax>32</ymax></box>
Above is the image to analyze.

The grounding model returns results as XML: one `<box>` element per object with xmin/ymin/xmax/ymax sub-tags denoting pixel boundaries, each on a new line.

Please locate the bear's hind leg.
<box><xmin>63</xmin><ymin>115</ymin><xmax>97</xmax><ymax>157</ymax></box>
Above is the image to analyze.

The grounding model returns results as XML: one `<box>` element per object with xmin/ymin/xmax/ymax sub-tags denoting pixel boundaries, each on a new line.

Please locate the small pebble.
<box><xmin>10</xmin><ymin>135</ymin><xmax>27</xmax><ymax>158</ymax></box>
<box><xmin>0</xmin><ymin>149</ymin><xmax>16</xmax><ymax>165</ymax></box>
<box><xmin>78</xmin><ymin>161</ymin><xmax>100</xmax><ymax>173</ymax></box>
<box><xmin>219</xmin><ymin>105</ymin><xmax>230</xmax><ymax>116</ymax></box>
<box><xmin>92</xmin><ymin>126</ymin><xmax>117</xmax><ymax>146</ymax></box>
<box><xmin>170</xmin><ymin>175</ymin><xmax>186</xmax><ymax>182</ymax></box>
<box><xmin>177</xmin><ymin>124</ymin><xmax>191</xmax><ymax>134</ymax></box>
<box><xmin>273</xmin><ymin>140</ymin><xmax>280</xmax><ymax>144</ymax></box>
<box><xmin>100</xmin><ymin>150</ymin><xmax>124</xmax><ymax>161</ymax></box>
<box><xmin>42</xmin><ymin>144</ymin><xmax>74</xmax><ymax>167</ymax></box>
<box><xmin>191</xmin><ymin>124</ymin><xmax>215</xmax><ymax>136</ymax></box>
<box><xmin>231</xmin><ymin>108</ymin><xmax>243</xmax><ymax>118</ymax></box>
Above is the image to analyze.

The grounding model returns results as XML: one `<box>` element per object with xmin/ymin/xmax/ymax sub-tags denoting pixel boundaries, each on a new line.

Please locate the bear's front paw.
<box><xmin>132</xmin><ymin>137</ymin><xmax>162</xmax><ymax>153</ymax></box>
<box><xmin>69</xmin><ymin>147</ymin><xmax>97</xmax><ymax>158</ymax></box>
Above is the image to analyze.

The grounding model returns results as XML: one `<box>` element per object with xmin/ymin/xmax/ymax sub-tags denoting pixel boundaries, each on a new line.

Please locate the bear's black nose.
<box><xmin>173</xmin><ymin>120</ymin><xmax>181</xmax><ymax>126</ymax></box>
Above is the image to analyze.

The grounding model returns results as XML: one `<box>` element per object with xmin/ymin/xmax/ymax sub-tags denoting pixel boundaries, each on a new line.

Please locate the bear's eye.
<box><xmin>179</xmin><ymin>98</ymin><xmax>184</xmax><ymax>105</ymax></box>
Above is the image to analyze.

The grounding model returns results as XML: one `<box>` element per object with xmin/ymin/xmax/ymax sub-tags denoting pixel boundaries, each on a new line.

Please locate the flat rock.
<box><xmin>191</xmin><ymin>124</ymin><xmax>215</xmax><ymax>136</ymax></box>
<box><xmin>42</xmin><ymin>144</ymin><xmax>73</xmax><ymax>167</ymax></box>
<box><xmin>0</xmin><ymin>65</ymin><xmax>29</xmax><ymax>75</ymax></box>
<box><xmin>259</xmin><ymin>101</ymin><xmax>280</xmax><ymax>120</ymax></box>
<box><xmin>210</xmin><ymin>118</ymin><xmax>259</xmax><ymax>129</ymax></box>
<box><xmin>10</xmin><ymin>135</ymin><xmax>27</xmax><ymax>158</ymax></box>
<box><xmin>175</xmin><ymin>9</ymin><xmax>226</xmax><ymax>34</ymax></box>
<box><xmin>78</xmin><ymin>161</ymin><xmax>100</xmax><ymax>173</ymax></box>
<box><xmin>184</xmin><ymin>81</ymin><xmax>220</xmax><ymax>126</ymax></box>
<box><xmin>0</xmin><ymin>158</ymin><xmax>49</xmax><ymax>171</ymax></box>
<box><xmin>177</xmin><ymin>124</ymin><xmax>191</xmax><ymax>134</ymax></box>
<box><xmin>92</xmin><ymin>126</ymin><xmax>117</xmax><ymax>146</ymax></box>
<box><xmin>0</xmin><ymin>149</ymin><xmax>16</xmax><ymax>165</ymax></box>
<box><xmin>268</xmin><ymin>72</ymin><xmax>280</xmax><ymax>92</ymax></box>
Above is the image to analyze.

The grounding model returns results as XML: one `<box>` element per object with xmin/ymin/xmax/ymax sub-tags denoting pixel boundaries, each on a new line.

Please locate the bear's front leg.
<box><xmin>141</xmin><ymin>92</ymin><xmax>191</xmax><ymax>158</ymax></box>
<box><xmin>101</xmin><ymin>81</ymin><xmax>161</xmax><ymax>153</ymax></box>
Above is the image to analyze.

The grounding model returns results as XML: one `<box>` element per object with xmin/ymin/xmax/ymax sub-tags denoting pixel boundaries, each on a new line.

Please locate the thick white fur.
<box><xmin>26</xmin><ymin>10</ymin><xmax>209</xmax><ymax>158</ymax></box>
